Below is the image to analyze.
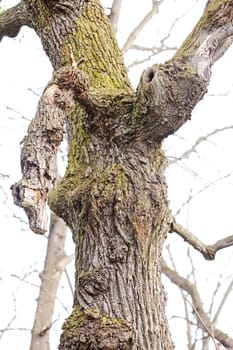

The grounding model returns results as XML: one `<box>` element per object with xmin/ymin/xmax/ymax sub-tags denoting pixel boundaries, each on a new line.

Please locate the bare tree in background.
<box><xmin>0</xmin><ymin>0</ymin><xmax>233</xmax><ymax>349</ymax></box>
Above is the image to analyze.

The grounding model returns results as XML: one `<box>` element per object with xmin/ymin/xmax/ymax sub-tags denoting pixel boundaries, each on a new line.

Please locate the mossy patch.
<box><xmin>59</xmin><ymin>305</ymin><xmax>134</xmax><ymax>349</ymax></box>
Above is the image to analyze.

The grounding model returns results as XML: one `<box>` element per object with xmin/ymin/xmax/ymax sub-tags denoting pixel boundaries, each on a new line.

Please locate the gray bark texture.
<box><xmin>1</xmin><ymin>0</ymin><xmax>233</xmax><ymax>349</ymax></box>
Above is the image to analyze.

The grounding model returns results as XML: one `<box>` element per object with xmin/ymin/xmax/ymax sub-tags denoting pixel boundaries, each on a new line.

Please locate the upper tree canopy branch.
<box><xmin>109</xmin><ymin>0</ymin><xmax>122</xmax><ymax>34</ymax></box>
<box><xmin>161</xmin><ymin>259</ymin><xmax>233</xmax><ymax>349</ymax></box>
<box><xmin>134</xmin><ymin>0</ymin><xmax>233</xmax><ymax>143</ymax></box>
<box><xmin>122</xmin><ymin>1</ymin><xmax>162</xmax><ymax>54</ymax></box>
<box><xmin>169</xmin><ymin>125</ymin><xmax>233</xmax><ymax>165</ymax></box>
<box><xmin>0</xmin><ymin>2</ymin><xmax>29</xmax><ymax>41</ymax></box>
<box><xmin>170</xmin><ymin>219</ymin><xmax>233</xmax><ymax>260</ymax></box>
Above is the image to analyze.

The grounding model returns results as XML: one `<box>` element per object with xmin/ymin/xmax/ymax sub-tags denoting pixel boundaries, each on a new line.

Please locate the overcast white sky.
<box><xmin>0</xmin><ymin>1</ymin><xmax>233</xmax><ymax>349</ymax></box>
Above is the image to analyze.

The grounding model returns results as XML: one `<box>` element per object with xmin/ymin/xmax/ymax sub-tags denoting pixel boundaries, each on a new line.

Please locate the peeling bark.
<box><xmin>11</xmin><ymin>79</ymin><xmax>69</xmax><ymax>233</ymax></box>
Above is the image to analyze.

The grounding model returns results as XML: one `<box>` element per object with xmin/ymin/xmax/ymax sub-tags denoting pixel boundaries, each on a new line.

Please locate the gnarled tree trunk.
<box><xmin>2</xmin><ymin>0</ymin><xmax>233</xmax><ymax>348</ymax></box>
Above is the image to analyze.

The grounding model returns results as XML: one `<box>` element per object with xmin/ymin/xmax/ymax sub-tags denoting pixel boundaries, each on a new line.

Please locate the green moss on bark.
<box><xmin>59</xmin><ymin>305</ymin><xmax>134</xmax><ymax>350</ymax></box>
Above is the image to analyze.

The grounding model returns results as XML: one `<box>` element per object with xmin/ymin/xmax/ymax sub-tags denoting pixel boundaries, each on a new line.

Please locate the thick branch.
<box><xmin>10</xmin><ymin>65</ymin><xmax>94</xmax><ymax>234</ymax></box>
<box><xmin>161</xmin><ymin>259</ymin><xmax>233</xmax><ymax>349</ymax></box>
<box><xmin>109</xmin><ymin>0</ymin><xmax>122</xmax><ymax>34</ymax></box>
<box><xmin>175</xmin><ymin>1</ymin><xmax>233</xmax><ymax>76</ymax></box>
<box><xmin>30</xmin><ymin>212</ymin><xmax>69</xmax><ymax>350</ymax></box>
<box><xmin>0</xmin><ymin>2</ymin><xmax>29</xmax><ymax>41</ymax></box>
<box><xmin>134</xmin><ymin>0</ymin><xmax>233</xmax><ymax>142</ymax></box>
<box><xmin>170</xmin><ymin>220</ymin><xmax>233</xmax><ymax>260</ymax></box>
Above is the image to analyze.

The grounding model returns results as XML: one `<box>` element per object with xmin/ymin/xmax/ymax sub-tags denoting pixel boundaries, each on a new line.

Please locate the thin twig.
<box><xmin>169</xmin><ymin>126</ymin><xmax>233</xmax><ymax>165</ymax></box>
<box><xmin>175</xmin><ymin>173</ymin><xmax>232</xmax><ymax>216</ymax></box>
<box><xmin>161</xmin><ymin>259</ymin><xmax>233</xmax><ymax>349</ymax></box>
<box><xmin>122</xmin><ymin>1</ymin><xmax>162</xmax><ymax>54</ymax></box>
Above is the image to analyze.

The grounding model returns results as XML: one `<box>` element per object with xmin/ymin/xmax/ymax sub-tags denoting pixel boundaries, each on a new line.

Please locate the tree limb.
<box><xmin>213</xmin><ymin>277</ymin><xmax>233</xmax><ymax>324</ymax></box>
<box><xmin>161</xmin><ymin>259</ymin><xmax>233</xmax><ymax>349</ymax></box>
<box><xmin>0</xmin><ymin>2</ymin><xmax>29</xmax><ymax>41</ymax></box>
<box><xmin>134</xmin><ymin>1</ymin><xmax>233</xmax><ymax>143</ymax></box>
<box><xmin>30</xmin><ymin>212</ymin><xmax>70</xmax><ymax>350</ymax></box>
<box><xmin>10</xmin><ymin>66</ymin><xmax>82</xmax><ymax>233</ymax></box>
<box><xmin>170</xmin><ymin>220</ymin><xmax>233</xmax><ymax>260</ymax></box>
<box><xmin>109</xmin><ymin>0</ymin><xmax>122</xmax><ymax>34</ymax></box>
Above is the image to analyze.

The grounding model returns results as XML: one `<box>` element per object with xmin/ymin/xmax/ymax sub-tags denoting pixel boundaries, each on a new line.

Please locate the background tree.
<box><xmin>0</xmin><ymin>0</ymin><xmax>233</xmax><ymax>350</ymax></box>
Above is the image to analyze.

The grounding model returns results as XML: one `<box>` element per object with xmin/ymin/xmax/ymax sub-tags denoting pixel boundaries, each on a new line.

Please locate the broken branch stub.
<box><xmin>11</xmin><ymin>66</ymin><xmax>88</xmax><ymax>234</ymax></box>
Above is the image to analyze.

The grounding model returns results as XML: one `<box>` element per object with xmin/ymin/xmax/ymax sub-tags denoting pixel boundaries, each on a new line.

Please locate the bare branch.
<box><xmin>30</xmin><ymin>212</ymin><xmax>69</xmax><ymax>350</ymax></box>
<box><xmin>169</xmin><ymin>126</ymin><xmax>233</xmax><ymax>165</ymax></box>
<box><xmin>0</xmin><ymin>2</ymin><xmax>29</xmax><ymax>41</ymax></box>
<box><xmin>10</xmin><ymin>68</ymin><xmax>76</xmax><ymax>234</ymax></box>
<box><xmin>122</xmin><ymin>1</ymin><xmax>162</xmax><ymax>54</ymax></box>
<box><xmin>161</xmin><ymin>259</ymin><xmax>233</xmax><ymax>349</ymax></box>
<box><xmin>166</xmin><ymin>246</ymin><xmax>193</xmax><ymax>349</ymax></box>
<box><xmin>170</xmin><ymin>220</ymin><xmax>233</xmax><ymax>260</ymax></box>
<box><xmin>135</xmin><ymin>1</ymin><xmax>233</xmax><ymax>143</ymax></box>
<box><xmin>213</xmin><ymin>277</ymin><xmax>233</xmax><ymax>324</ymax></box>
<box><xmin>109</xmin><ymin>0</ymin><xmax>122</xmax><ymax>34</ymax></box>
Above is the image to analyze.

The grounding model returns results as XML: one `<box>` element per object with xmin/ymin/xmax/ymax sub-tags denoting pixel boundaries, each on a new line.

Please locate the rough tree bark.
<box><xmin>1</xmin><ymin>0</ymin><xmax>233</xmax><ymax>349</ymax></box>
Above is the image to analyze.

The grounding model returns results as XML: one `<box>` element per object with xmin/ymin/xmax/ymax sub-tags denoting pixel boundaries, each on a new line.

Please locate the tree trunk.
<box><xmin>38</xmin><ymin>1</ymin><xmax>173</xmax><ymax>348</ymax></box>
<box><xmin>3</xmin><ymin>0</ymin><xmax>233</xmax><ymax>348</ymax></box>
<box><xmin>51</xmin><ymin>142</ymin><xmax>173</xmax><ymax>349</ymax></box>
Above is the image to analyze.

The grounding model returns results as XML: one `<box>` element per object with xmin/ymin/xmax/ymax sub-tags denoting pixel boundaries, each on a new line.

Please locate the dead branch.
<box><xmin>10</xmin><ymin>70</ymin><xmax>75</xmax><ymax>234</ymax></box>
<box><xmin>126</xmin><ymin>2</ymin><xmax>200</xmax><ymax>70</ymax></box>
<box><xmin>170</xmin><ymin>220</ymin><xmax>233</xmax><ymax>260</ymax></box>
<box><xmin>127</xmin><ymin>45</ymin><xmax>176</xmax><ymax>70</ymax></box>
